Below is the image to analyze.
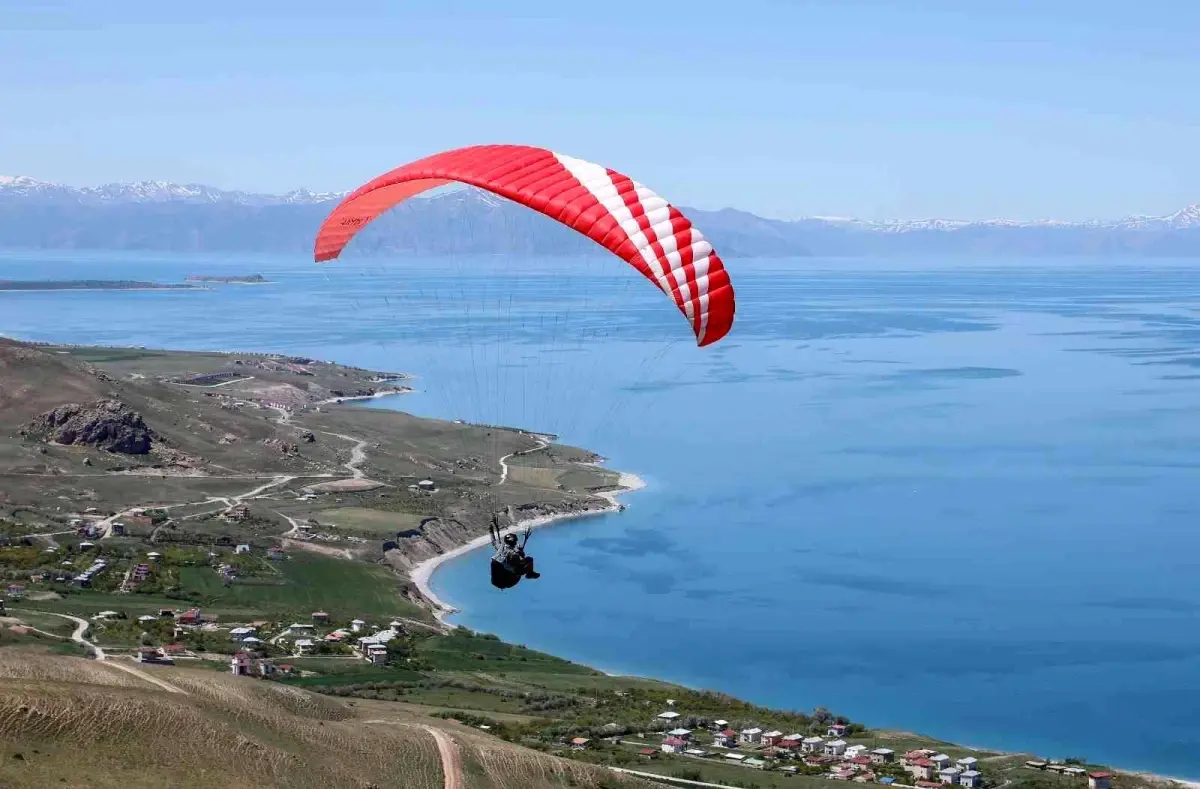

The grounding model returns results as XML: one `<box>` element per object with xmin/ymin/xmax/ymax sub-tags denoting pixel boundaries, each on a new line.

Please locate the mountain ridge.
<box><xmin>3</xmin><ymin>174</ymin><xmax>1200</xmax><ymax>256</ymax></box>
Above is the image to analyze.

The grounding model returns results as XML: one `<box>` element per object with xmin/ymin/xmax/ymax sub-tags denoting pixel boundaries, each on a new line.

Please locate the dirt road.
<box><xmin>424</xmin><ymin>726</ymin><xmax>464</xmax><ymax>789</ymax></box>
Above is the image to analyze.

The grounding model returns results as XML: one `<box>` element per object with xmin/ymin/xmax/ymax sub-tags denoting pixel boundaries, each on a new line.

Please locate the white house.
<box><xmin>762</xmin><ymin>730</ymin><xmax>785</xmax><ymax>747</ymax></box>
<box><xmin>365</xmin><ymin>644</ymin><xmax>388</xmax><ymax>665</ymax></box>
<box><xmin>828</xmin><ymin>724</ymin><xmax>849</xmax><ymax>738</ymax></box>
<box><xmin>782</xmin><ymin>733</ymin><xmax>804</xmax><ymax>744</ymax></box>
<box><xmin>824</xmin><ymin>739</ymin><xmax>848</xmax><ymax>757</ymax></box>
<box><xmin>956</xmin><ymin>758</ymin><xmax>978</xmax><ymax>772</ymax></box>
<box><xmin>350</xmin><ymin>619</ymin><xmax>367</xmax><ymax>633</ymax></box>
<box><xmin>846</xmin><ymin>745</ymin><xmax>869</xmax><ymax>760</ymax></box>
<box><xmin>667</xmin><ymin>728</ymin><xmax>692</xmax><ymax>741</ymax></box>
<box><xmin>931</xmin><ymin>754</ymin><xmax>952</xmax><ymax>770</ymax></box>
<box><xmin>235</xmin><ymin>544</ymin><xmax>251</xmax><ymax>554</ymax></box>
<box><xmin>940</xmin><ymin>767</ymin><xmax>963</xmax><ymax>784</ymax></box>
<box><xmin>960</xmin><ymin>771</ymin><xmax>981</xmax><ymax>788</ymax></box>
<box><xmin>724</xmin><ymin>753</ymin><xmax>747</xmax><ymax>763</ymax></box>
<box><xmin>739</xmin><ymin>728</ymin><xmax>763</xmax><ymax>745</ymax></box>
<box><xmin>712</xmin><ymin>719</ymin><xmax>729</xmax><ymax>730</ymax></box>
<box><xmin>656</xmin><ymin>711</ymin><xmax>681</xmax><ymax>722</ymax></box>
<box><xmin>1088</xmin><ymin>773</ymin><xmax>1113</xmax><ymax>789</ymax></box>
<box><xmin>229</xmin><ymin>626</ymin><xmax>256</xmax><ymax>640</ymax></box>
<box><xmin>662</xmin><ymin>737</ymin><xmax>686</xmax><ymax>754</ymax></box>
<box><xmin>712</xmin><ymin>729</ymin><xmax>737</xmax><ymax>748</ymax></box>
<box><xmin>802</xmin><ymin>736</ymin><xmax>825</xmax><ymax>753</ymax></box>
<box><xmin>871</xmin><ymin>748</ymin><xmax>896</xmax><ymax>764</ymax></box>
<box><xmin>294</xmin><ymin>638</ymin><xmax>315</xmax><ymax>655</ymax></box>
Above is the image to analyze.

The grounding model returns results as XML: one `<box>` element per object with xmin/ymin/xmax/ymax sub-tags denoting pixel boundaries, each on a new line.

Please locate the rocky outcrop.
<box><xmin>20</xmin><ymin>399</ymin><xmax>157</xmax><ymax>454</ymax></box>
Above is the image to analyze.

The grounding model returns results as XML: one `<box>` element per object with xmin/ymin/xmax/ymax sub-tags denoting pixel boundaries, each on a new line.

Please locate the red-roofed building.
<box><xmin>162</xmin><ymin>643</ymin><xmax>186</xmax><ymax>655</ymax></box>
<box><xmin>662</xmin><ymin>737</ymin><xmax>687</xmax><ymax>754</ymax></box>
<box><xmin>1088</xmin><ymin>774</ymin><xmax>1112</xmax><ymax>789</ymax></box>
<box><xmin>176</xmin><ymin>608</ymin><xmax>202</xmax><ymax>625</ymax></box>
<box><xmin>851</xmin><ymin>757</ymin><xmax>872</xmax><ymax>766</ymax></box>
<box><xmin>638</xmin><ymin>748</ymin><xmax>657</xmax><ymax>757</ymax></box>
<box><xmin>909</xmin><ymin>760</ymin><xmax>936</xmax><ymax>780</ymax></box>
<box><xmin>918</xmin><ymin>782</ymin><xmax>942</xmax><ymax>788</ymax></box>
<box><xmin>713</xmin><ymin>729</ymin><xmax>737</xmax><ymax>748</ymax></box>
<box><xmin>570</xmin><ymin>738</ymin><xmax>590</xmax><ymax>749</ymax></box>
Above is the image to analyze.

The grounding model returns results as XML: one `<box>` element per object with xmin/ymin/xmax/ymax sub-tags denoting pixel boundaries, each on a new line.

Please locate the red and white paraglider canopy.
<box><xmin>314</xmin><ymin>144</ymin><xmax>735</xmax><ymax>347</ymax></box>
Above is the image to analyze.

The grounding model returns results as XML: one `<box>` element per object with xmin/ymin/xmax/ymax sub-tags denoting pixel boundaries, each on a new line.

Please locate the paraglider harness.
<box><xmin>489</xmin><ymin>519</ymin><xmax>539</xmax><ymax>589</ymax></box>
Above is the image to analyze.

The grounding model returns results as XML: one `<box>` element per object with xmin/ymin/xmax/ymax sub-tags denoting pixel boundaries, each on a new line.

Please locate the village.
<box><xmin>540</xmin><ymin>706</ymin><xmax>1120</xmax><ymax>789</ymax></box>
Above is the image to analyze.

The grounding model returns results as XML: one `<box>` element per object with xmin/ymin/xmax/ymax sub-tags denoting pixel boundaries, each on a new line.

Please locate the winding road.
<box><xmin>498</xmin><ymin>433</ymin><xmax>550</xmax><ymax>486</ymax></box>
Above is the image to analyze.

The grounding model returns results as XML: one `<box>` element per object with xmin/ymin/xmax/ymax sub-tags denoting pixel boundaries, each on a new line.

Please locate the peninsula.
<box><xmin>184</xmin><ymin>273</ymin><xmax>268</xmax><ymax>284</ymax></box>
<box><xmin>0</xmin><ymin>339</ymin><xmax>1193</xmax><ymax>789</ymax></box>
<box><xmin>0</xmin><ymin>279</ymin><xmax>202</xmax><ymax>291</ymax></box>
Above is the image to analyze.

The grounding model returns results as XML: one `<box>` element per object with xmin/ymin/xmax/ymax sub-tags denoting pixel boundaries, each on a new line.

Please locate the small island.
<box><xmin>185</xmin><ymin>273</ymin><xmax>268</xmax><ymax>284</ymax></box>
<box><xmin>0</xmin><ymin>279</ymin><xmax>202</xmax><ymax>291</ymax></box>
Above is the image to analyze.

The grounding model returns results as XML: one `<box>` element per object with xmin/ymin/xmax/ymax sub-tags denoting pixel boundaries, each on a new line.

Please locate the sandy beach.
<box><xmin>410</xmin><ymin>470</ymin><xmax>646</xmax><ymax>622</ymax></box>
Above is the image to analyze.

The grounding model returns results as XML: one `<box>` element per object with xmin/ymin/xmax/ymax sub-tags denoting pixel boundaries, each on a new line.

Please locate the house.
<box><xmin>684</xmin><ymin>748</ymin><xmax>707</xmax><ymax>758</ymax></box>
<box><xmin>350</xmin><ymin>619</ymin><xmax>367</xmax><ymax>633</ymax></box>
<box><xmin>176</xmin><ymin>608</ymin><xmax>202</xmax><ymax>625</ymax></box>
<box><xmin>5</xmin><ymin>583</ymin><xmax>25</xmax><ymax>599</ymax></box>
<box><xmin>762</xmin><ymin>730</ymin><xmax>785</xmax><ymax>747</ymax></box>
<box><xmin>724</xmin><ymin>753</ymin><xmax>747</xmax><ymax>763</ymax></box>
<box><xmin>365</xmin><ymin>644</ymin><xmax>389</xmax><ymax>664</ymax></box>
<box><xmin>824</xmin><ymin>739</ymin><xmax>848</xmax><ymax>757</ymax></box>
<box><xmin>872</xmin><ymin>748</ymin><xmax>896</xmax><ymax>764</ymax></box>
<box><xmin>854</xmin><ymin>772</ymin><xmax>878</xmax><ymax>783</ymax></box>
<box><xmin>136</xmin><ymin>647</ymin><xmax>173</xmax><ymax>665</ymax></box>
<box><xmin>312</xmin><ymin>611</ymin><xmax>330</xmax><ymax>623</ymax></box>
<box><xmin>656</xmin><ymin>711</ymin><xmax>681</xmax><ymax>722</ymax></box>
<box><xmin>782</xmin><ymin>733</ymin><xmax>803</xmax><ymax>744</ymax></box>
<box><xmin>225</xmin><ymin>505</ymin><xmax>250</xmax><ymax>522</ymax></box>
<box><xmin>940</xmin><ymin>768</ymin><xmax>963</xmax><ymax>784</ymax></box>
<box><xmin>162</xmin><ymin>643</ymin><xmax>186</xmax><ymax>657</ymax></box>
<box><xmin>266</xmin><ymin>546</ymin><xmax>286</xmax><ymax>561</ymax></box>
<box><xmin>234</xmin><ymin>543</ymin><xmax>251</xmax><ymax>554</ymax></box>
<box><xmin>230</xmin><ymin>652</ymin><xmax>253</xmax><ymax>675</ymax></box>
<box><xmin>909</xmin><ymin>760</ymin><xmax>936</xmax><ymax>780</ymax></box>
<box><xmin>931</xmin><ymin>754</ymin><xmax>952</xmax><ymax>770</ymax></box>
<box><xmin>662</xmin><ymin>737</ymin><xmax>687</xmax><ymax>754</ymax></box>
<box><xmin>637</xmin><ymin>748</ymin><xmax>657</xmax><ymax>757</ymax></box>
<box><xmin>287</xmin><ymin>623</ymin><xmax>316</xmax><ymax>634</ymax></box>
<box><xmin>570</xmin><ymin>738</ymin><xmax>590</xmax><ymax>750</ymax></box>
<box><xmin>131</xmin><ymin>563</ymin><xmax>151</xmax><ymax>582</ymax></box>
<box><xmin>242</xmin><ymin>636</ymin><xmax>263</xmax><ymax>645</ymax></box>
<box><xmin>739</xmin><ymin>728</ymin><xmax>763</xmax><ymax>745</ymax></box>
<box><xmin>712</xmin><ymin>719</ymin><xmax>729</xmax><ymax>730</ymax></box>
<box><xmin>960</xmin><ymin>771</ymin><xmax>982</xmax><ymax>788</ymax></box>
<box><xmin>846</xmin><ymin>745</ymin><xmax>869</xmax><ymax>760</ymax></box>
<box><xmin>1064</xmin><ymin>768</ymin><xmax>1088</xmax><ymax>778</ymax></box>
<box><xmin>667</xmin><ymin>728</ymin><xmax>692</xmax><ymax>741</ymax></box>
<box><xmin>744</xmin><ymin>758</ymin><xmax>766</xmax><ymax>769</ymax></box>
<box><xmin>712</xmin><ymin>729</ymin><xmax>737</xmax><ymax>748</ymax></box>
<box><xmin>230</xmin><ymin>627</ymin><xmax>256</xmax><ymax>640</ymax></box>
<box><xmin>775</xmin><ymin>739</ymin><xmax>801</xmax><ymax>753</ymax></box>
<box><xmin>917</xmin><ymin>782</ymin><xmax>943</xmax><ymax>789</ymax></box>
<box><xmin>956</xmin><ymin>758</ymin><xmax>978</xmax><ymax>772</ymax></box>
<box><xmin>802</xmin><ymin>736</ymin><xmax>825</xmax><ymax>752</ymax></box>
<box><xmin>905</xmin><ymin>750</ymin><xmax>935</xmax><ymax>766</ymax></box>
<box><xmin>828</xmin><ymin>724</ymin><xmax>849</xmax><ymax>738</ymax></box>
<box><xmin>1088</xmin><ymin>773</ymin><xmax>1112</xmax><ymax>789</ymax></box>
<box><xmin>294</xmin><ymin>638</ymin><xmax>315</xmax><ymax>655</ymax></box>
<box><xmin>417</xmin><ymin>479</ymin><xmax>437</xmax><ymax>491</ymax></box>
<box><xmin>110</xmin><ymin>523</ymin><xmax>125</xmax><ymax>536</ymax></box>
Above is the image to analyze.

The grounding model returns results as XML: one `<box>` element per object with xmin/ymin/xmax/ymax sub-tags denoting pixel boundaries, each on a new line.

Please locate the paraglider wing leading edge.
<box><xmin>313</xmin><ymin>144</ymin><xmax>735</xmax><ymax>347</ymax></box>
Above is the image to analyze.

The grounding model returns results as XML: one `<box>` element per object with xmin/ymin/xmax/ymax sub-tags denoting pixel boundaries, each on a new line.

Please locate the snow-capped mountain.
<box><xmin>0</xmin><ymin>175</ymin><xmax>346</xmax><ymax>206</ymax></box>
<box><xmin>1</xmin><ymin>174</ymin><xmax>1198</xmax><ymax>256</ymax></box>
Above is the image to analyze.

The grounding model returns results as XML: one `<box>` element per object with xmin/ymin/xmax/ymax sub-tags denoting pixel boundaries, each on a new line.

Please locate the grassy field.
<box><xmin>313</xmin><ymin>506</ymin><xmax>426</xmax><ymax>535</ymax></box>
<box><xmin>177</xmin><ymin>552</ymin><xmax>429</xmax><ymax>621</ymax></box>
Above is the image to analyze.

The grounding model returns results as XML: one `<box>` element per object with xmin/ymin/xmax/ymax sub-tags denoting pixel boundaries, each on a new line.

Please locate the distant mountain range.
<box><xmin>3</xmin><ymin>174</ymin><xmax>1200</xmax><ymax>257</ymax></box>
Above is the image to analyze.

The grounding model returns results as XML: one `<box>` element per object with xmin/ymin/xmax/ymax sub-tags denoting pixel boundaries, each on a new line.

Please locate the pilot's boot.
<box><xmin>524</xmin><ymin>557</ymin><xmax>541</xmax><ymax>580</ymax></box>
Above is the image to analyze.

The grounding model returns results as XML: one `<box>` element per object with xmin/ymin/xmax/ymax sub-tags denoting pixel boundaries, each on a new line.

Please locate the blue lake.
<box><xmin>2</xmin><ymin>250</ymin><xmax>1198</xmax><ymax>778</ymax></box>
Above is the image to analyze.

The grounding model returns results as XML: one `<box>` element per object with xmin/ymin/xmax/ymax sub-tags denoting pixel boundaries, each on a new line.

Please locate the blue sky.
<box><xmin>2</xmin><ymin>0</ymin><xmax>1197</xmax><ymax>221</ymax></box>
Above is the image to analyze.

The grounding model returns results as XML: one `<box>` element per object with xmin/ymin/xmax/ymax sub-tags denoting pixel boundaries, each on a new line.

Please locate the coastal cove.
<box><xmin>1</xmin><ymin>251</ymin><xmax>1198</xmax><ymax>780</ymax></box>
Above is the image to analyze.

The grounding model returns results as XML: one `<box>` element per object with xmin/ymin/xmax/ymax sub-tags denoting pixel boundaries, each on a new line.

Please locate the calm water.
<box><xmin>2</xmin><ymin>250</ymin><xmax>1198</xmax><ymax>777</ymax></box>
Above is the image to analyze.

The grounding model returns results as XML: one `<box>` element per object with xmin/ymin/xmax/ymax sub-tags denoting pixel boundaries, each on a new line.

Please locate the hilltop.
<box><xmin>0</xmin><ymin>649</ymin><xmax>660</xmax><ymax>789</ymax></box>
<box><xmin>3</xmin><ymin>175</ymin><xmax>1200</xmax><ymax>256</ymax></box>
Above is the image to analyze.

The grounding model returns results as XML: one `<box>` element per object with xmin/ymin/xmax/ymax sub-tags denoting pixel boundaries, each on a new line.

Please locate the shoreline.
<box><xmin>317</xmin><ymin>388</ymin><xmax>413</xmax><ymax>405</ymax></box>
<box><xmin>410</xmin><ymin>470</ymin><xmax>646</xmax><ymax>623</ymax></box>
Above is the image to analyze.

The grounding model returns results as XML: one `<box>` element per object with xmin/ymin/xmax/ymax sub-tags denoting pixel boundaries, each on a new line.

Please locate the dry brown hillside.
<box><xmin>0</xmin><ymin>651</ymin><xmax>656</xmax><ymax>789</ymax></box>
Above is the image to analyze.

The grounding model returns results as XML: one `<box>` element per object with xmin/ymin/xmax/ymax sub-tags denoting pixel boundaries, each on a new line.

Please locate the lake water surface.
<box><xmin>2</xmin><ymin>250</ymin><xmax>1198</xmax><ymax>777</ymax></box>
